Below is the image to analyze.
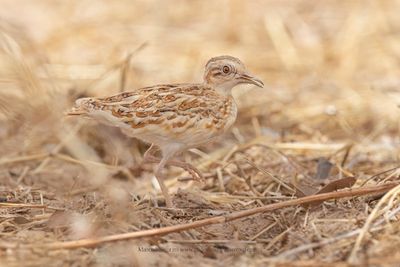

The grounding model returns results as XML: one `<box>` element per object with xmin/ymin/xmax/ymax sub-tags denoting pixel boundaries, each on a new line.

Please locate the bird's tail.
<box><xmin>66</xmin><ymin>97</ymin><xmax>95</xmax><ymax>116</ymax></box>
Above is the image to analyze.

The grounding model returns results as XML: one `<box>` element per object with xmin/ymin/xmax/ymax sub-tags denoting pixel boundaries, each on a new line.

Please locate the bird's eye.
<box><xmin>222</xmin><ymin>65</ymin><xmax>231</xmax><ymax>74</ymax></box>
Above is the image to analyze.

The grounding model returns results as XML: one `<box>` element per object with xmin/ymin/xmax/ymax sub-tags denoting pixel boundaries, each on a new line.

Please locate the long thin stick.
<box><xmin>10</xmin><ymin>182</ymin><xmax>396</xmax><ymax>250</ymax></box>
<box><xmin>0</xmin><ymin>203</ymin><xmax>47</xmax><ymax>208</ymax></box>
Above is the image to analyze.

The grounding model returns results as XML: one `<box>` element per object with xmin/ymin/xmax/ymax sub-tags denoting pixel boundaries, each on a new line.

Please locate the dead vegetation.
<box><xmin>1</xmin><ymin>0</ymin><xmax>400</xmax><ymax>266</ymax></box>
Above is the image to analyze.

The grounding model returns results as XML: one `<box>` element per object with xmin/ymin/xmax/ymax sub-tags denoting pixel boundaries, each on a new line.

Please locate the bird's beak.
<box><xmin>239</xmin><ymin>73</ymin><xmax>264</xmax><ymax>88</ymax></box>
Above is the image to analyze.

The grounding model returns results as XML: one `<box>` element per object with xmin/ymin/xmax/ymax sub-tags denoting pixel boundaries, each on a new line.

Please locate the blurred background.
<box><xmin>1</xmin><ymin>0</ymin><xmax>400</xmax><ymax>265</ymax></box>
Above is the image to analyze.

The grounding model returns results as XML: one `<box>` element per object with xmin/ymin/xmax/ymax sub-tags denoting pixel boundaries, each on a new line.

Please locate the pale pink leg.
<box><xmin>143</xmin><ymin>145</ymin><xmax>204</xmax><ymax>183</ymax></box>
<box><xmin>143</xmin><ymin>144</ymin><xmax>205</xmax><ymax>207</ymax></box>
<box><xmin>143</xmin><ymin>144</ymin><xmax>158</xmax><ymax>160</ymax></box>
<box><xmin>154</xmin><ymin>156</ymin><xmax>173</xmax><ymax>208</ymax></box>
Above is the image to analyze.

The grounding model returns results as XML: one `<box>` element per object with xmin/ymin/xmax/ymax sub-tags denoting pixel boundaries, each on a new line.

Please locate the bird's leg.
<box><xmin>154</xmin><ymin>155</ymin><xmax>174</xmax><ymax>208</ymax></box>
<box><xmin>143</xmin><ymin>144</ymin><xmax>204</xmax><ymax>183</ymax></box>
<box><xmin>143</xmin><ymin>144</ymin><xmax>158</xmax><ymax>163</ymax></box>
<box><xmin>145</xmin><ymin>154</ymin><xmax>204</xmax><ymax>183</ymax></box>
<box><xmin>168</xmin><ymin>160</ymin><xmax>205</xmax><ymax>183</ymax></box>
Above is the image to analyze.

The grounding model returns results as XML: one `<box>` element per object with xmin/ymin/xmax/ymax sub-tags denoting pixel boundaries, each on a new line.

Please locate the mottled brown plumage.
<box><xmin>68</xmin><ymin>55</ymin><xmax>263</xmax><ymax>207</ymax></box>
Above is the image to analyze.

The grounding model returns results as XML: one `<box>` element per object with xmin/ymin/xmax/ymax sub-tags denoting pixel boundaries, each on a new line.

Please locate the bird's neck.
<box><xmin>205</xmin><ymin>82</ymin><xmax>234</xmax><ymax>96</ymax></box>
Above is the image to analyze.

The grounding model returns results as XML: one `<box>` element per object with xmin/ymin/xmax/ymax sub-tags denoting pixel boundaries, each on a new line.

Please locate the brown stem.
<box><xmin>6</xmin><ymin>182</ymin><xmax>396</xmax><ymax>250</ymax></box>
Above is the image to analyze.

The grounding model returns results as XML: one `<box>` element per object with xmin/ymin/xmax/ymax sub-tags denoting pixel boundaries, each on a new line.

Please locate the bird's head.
<box><xmin>203</xmin><ymin>55</ymin><xmax>264</xmax><ymax>94</ymax></box>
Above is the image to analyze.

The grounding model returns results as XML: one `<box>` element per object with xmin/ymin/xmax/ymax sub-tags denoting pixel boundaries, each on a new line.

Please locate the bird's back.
<box><xmin>69</xmin><ymin>83</ymin><xmax>237</xmax><ymax>148</ymax></box>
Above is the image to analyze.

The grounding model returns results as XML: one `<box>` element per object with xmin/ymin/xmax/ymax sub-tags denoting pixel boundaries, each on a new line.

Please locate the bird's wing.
<box><xmin>71</xmin><ymin>84</ymin><xmax>235</xmax><ymax>137</ymax></box>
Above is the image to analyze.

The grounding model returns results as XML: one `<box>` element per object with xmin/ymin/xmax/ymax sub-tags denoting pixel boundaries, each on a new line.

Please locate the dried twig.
<box><xmin>0</xmin><ymin>153</ymin><xmax>48</xmax><ymax>166</ymax></box>
<box><xmin>348</xmin><ymin>183</ymin><xmax>400</xmax><ymax>263</ymax></box>
<box><xmin>0</xmin><ymin>203</ymin><xmax>46</xmax><ymax>209</ymax></box>
<box><xmin>14</xmin><ymin>182</ymin><xmax>395</xmax><ymax>250</ymax></box>
<box><xmin>276</xmin><ymin>204</ymin><xmax>400</xmax><ymax>260</ymax></box>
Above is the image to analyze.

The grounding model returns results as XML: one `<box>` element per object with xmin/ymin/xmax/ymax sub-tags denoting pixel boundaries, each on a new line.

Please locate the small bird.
<box><xmin>68</xmin><ymin>55</ymin><xmax>263</xmax><ymax>207</ymax></box>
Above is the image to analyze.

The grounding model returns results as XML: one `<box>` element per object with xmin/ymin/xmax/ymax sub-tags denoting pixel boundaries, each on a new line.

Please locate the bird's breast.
<box><xmin>221</xmin><ymin>96</ymin><xmax>238</xmax><ymax>132</ymax></box>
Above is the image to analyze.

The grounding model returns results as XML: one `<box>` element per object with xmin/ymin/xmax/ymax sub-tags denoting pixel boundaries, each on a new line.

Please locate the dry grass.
<box><xmin>1</xmin><ymin>0</ymin><xmax>400</xmax><ymax>266</ymax></box>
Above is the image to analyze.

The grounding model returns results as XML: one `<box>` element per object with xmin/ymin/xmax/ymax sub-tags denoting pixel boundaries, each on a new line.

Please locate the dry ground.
<box><xmin>1</xmin><ymin>0</ymin><xmax>400</xmax><ymax>266</ymax></box>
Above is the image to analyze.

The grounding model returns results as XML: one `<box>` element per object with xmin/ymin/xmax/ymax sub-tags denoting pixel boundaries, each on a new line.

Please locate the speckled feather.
<box><xmin>72</xmin><ymin>83</ymin><xmax>237</xmax><ymax>150</ymax></box>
